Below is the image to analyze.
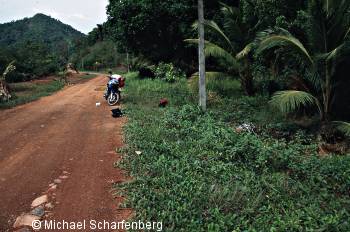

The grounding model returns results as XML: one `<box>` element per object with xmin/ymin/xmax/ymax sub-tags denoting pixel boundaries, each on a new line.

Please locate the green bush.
<box><xmin>154</xmin><ymin>62</ymin><xmax>186</xmax><ymax>83</ymax></box>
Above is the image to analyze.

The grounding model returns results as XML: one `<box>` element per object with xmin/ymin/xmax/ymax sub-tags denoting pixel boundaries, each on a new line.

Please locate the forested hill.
<box><xmin>0</xmin><ymin>13</ymin><xmax>84</xmax><ymax>49</ymax></box>
<box><xmin>0</xmin><ymin>14</ymin><xmax>85</xmax><ymax>81</ymax></box>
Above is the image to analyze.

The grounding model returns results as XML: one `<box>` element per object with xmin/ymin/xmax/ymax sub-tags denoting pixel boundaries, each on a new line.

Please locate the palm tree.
<box><xmin>186</xmin><ymin>3</ymin><xmax>257</xmax><ymax>96</ymax></box>
<box><xmin>0</xmin><ymin>61</ymin><xmax>16</xmax><ymax>102</ymax></box>
<box><xmin>257</xmin><ymin>0</ymin><xmax>350</xmax><ymax>124</ymax></box>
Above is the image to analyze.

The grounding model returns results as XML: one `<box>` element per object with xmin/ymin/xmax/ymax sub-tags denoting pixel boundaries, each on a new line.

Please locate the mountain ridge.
<box><xmin>0</xmin><ymin>13</ymin><xmax>85</xmax><ymax>49</ymax></box>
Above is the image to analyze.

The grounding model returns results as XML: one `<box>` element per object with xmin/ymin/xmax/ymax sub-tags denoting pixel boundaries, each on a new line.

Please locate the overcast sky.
<box><xmin>0</xmin><ymin>0</ymin><xmax>109</xmax><ymax>34</ymax></box>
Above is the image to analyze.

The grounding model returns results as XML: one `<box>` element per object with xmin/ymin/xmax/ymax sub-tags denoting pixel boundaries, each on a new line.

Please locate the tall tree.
<box><xmin>106</xmin><ymin>0</ymin><xmax>232</xmax><ymax>71</ymax></box>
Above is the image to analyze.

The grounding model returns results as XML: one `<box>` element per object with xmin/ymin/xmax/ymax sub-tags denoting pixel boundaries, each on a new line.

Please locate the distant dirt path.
<box><xmin>0</xmin><ymin>76</ymin><xmax>131</xmax><ymax>231</ymax></box>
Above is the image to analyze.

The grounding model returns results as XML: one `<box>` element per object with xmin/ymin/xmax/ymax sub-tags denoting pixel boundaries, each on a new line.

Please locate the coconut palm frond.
<box><xmin>236</xmin><ymin>43</ymin><xmax>254</xmax><ymax>60</ymax></box>
<box><xmin>205</xmin><ymin>42</ymin><xmax>238</xmax><ymax>68</ymax></box>
<box><xmin>257</xmin><ymin>35</ymin><xmax>313</xmax><ymax>64</ymax></box>
<box><xmin>305</xmin><ymin>70</ymin><xmax>323</xmax><ymax>92</ymax></box>
<box><xmin>270</xmin><ymin>90</ymin><xmax>320</xmax><ymax>114</ymax></box>
<box><xmin>204</xmin><ymin>20</ymin><xmax>234</xmax><ymax>51</ymax></box>
<box><xmin>326</xmin><ymin>41</ymin><xmax>350</xmax><ymax>62</ymax></box>
<box><xmin>345</xmin><ymin>26</ymin><xmax>350</xmax><ymax>40</ymax></box>
<box><xmin>219</xmin><ymin>3</ymin><xmax>245</xmax><ymax>43</ymax></box>
<box><xmin>220</xmin><ymin>3</ymin><xmax>240</xmax><ymax>27</ymax></box>
<box><xmin>185</xmin><ymin>39</ymin><xmax>238</xmax><ymax>68</ymax></box>
<box><xmin>191</xmin><ymin>20</ymin><xmax>233</xmax><ymax>50</ymax></box>
<box><xmin>191</xmin><ymin>71</ymin><xmax>230</xmax><ymax>79</ymax></box>
<box><xmin>255</xmin><ymin>27</ymin><xmax>292</xmax><ymax>42</ymax></box>
<box><xmin>200</xmin><ymin>20</ymin><xmax>234</xmax><ymax>49</ymax></box>
<box><xmin>333</xmin><ymin>121</ymin><xmax>350</xmax><ymax>136</ymax></box>
<box><xmin>220</xmin><ymin>2</ymin><xmax>239</xmax><ymax>18</ymax></box>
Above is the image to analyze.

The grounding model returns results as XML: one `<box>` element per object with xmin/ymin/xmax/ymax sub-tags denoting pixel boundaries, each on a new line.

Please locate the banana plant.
<box><xmin>0</xmin><ymin>61</ymin><xmax>16</xmax><ymax>101</ymax></box>
<box><xmin>257</xmin><ymin>0</ymin><xmax>350</xmax><ymax>130</ymax></box>
<box><xmin>186</xmin><ymin>3</ymin><xmax>257</xmax><ymax>96</ymax></box>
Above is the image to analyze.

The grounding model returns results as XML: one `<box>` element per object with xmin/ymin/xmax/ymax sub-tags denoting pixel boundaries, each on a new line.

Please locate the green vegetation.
<box><xmin>117</xmin><ymin>73</ymin><xmax>350</xmax><ymax>231</ymax></box>
<box><xmin>0</xmin><ymin>80</ymin><xmax>64</xmax><ymax>109</ymax></box>
<box><xmin>257</xmin><ymin>0</ymin><xmax>350</xmax><ymax>123</ymax></box>
<box><xmin>106</xmin><ymin>0</ymin><xmax>233</xmax><ymax>72</ymax></box>
<box><xmin>0</xmin><ymin>1</ymin><xmax>349</xmax><ymax>229</ymax></box>
<box><xmin>0</xmin><ymin>72</ymin><xmax>98</xmax><ymax>108</ymax></box>
<box><xmin>186</xmin><ymin>2</ymin><xmax>256</xmax><ymax>96</ymax></box>
<box><xmin>0</xmin><ymin>61</ymin><xmax>16</xmax><ymax>101</ymax></box>
<box><xmin>0</xmin><ymin>13</ymin><xmax>84</xmax><ymax>81</ymax></box>
<box><xmin>70</xmin><ymin>40</ymin><xmax>126</xmax><ymax>72</ymax></box>
<box><xmin>153</xmin><ymin>63</ymin><xmax>186</xmax><ymax>83</ymax></box>
<box><xmin>104</xmin><ymin>3</ymin><xmax>349</xmax><ymax>229</ymax></box>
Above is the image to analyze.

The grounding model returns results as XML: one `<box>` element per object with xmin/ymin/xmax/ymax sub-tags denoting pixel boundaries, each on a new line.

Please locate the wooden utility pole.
<box><xmin>198</xmin><ymin>0</ymin><xmax>206</xmax><ymax>111</ymax></box>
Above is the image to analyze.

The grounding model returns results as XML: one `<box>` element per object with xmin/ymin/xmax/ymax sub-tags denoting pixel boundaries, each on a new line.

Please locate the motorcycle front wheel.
<box><xmin>107</xmin><ymin>92</ymin><xmax>121</xmax><ymax>106</ymax></box>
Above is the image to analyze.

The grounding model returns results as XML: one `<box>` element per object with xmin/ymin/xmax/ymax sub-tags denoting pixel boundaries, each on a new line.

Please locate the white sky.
<box><xmin>0</xmin><ymin>0</ymin><xmax>109</xmax><ymax>34</ymax></box>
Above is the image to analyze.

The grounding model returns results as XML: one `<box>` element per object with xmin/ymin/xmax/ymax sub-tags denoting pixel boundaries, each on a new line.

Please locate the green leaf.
<box><xmin>270</xmin><ymin>90</ymin><xmax>319</xmax><ymax>114</ymax></box>
<box><xmin>326</xmin><ymin>41</ymin><xmax>350</xmax><ymax>62</ymax></box>
<box><xmin>257</xmin><ymin>34</ymin><xmax>313</xmax><ymax>64</ymax></box>
<box><xmin>236</xmin><ymin>43</ymin><xmax>253</xmax><ymax>60</ymax></box>
<box><xmin>192</xmin><ymin>20</ymin><xmax>234</xmax><ymax>51</ymax></box>
<box><xmin>185</xmin><ymin>39</ymin><xmax>239</xmax><ymax>69</ymax></box>
<box><xmin>344</xmin><ymin>26</ymin><xmax>350</xmax><ymax>40</ymax></box>
<box><xmin>333</xmin><ymin>121</ymin><xmax>350</xmax><ymax>136</ymax></box>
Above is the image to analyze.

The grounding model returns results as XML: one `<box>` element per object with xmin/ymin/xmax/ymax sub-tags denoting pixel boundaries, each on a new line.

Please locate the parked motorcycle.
<box><xmin>104</xmin><ymin>76</ymin><xmax>125</xmax><ymax>106</ymax></box>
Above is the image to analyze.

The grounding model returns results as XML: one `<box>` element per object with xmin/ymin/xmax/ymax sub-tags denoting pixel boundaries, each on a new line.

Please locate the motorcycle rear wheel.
<box><xmin>107</xmin><ymin>92</ymin><xmax>121</xmax><ymax>106</ymax></box>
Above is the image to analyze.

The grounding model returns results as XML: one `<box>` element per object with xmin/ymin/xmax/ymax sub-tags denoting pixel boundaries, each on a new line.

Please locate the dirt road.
<box><xmin>0</xmin><ymin>76</ymin><xmax>131</xmax><ymax>231</ymax></box>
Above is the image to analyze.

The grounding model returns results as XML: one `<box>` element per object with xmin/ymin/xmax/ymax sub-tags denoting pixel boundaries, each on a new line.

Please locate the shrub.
<box><xmin>154</xmin><ymin>62</ymin><xmax>185</xmax><ymax>83</ymax></box>
<box><xmin>138</xmin><ymin>66</ymin><xmax>155</xmax><ymax>79</ymax></box>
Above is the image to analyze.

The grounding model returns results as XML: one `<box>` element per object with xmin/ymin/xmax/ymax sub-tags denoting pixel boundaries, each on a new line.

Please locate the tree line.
<box><xmin>99</xmin><ymin>0</ymin><xmax>350</xmax><ymax>127</ymax></box>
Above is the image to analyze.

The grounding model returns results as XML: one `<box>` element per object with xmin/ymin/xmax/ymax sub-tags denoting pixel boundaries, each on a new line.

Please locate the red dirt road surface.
<box><xmin>0</xmin><ymin>76</ymin><xmax>132</xmax><ymax>231</ymax></box>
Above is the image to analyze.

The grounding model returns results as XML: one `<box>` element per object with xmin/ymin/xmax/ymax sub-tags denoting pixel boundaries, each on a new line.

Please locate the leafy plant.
<box><xmin>333</xmin><ymin>121</ymin><xmax>350</xmax><ymax>137</ymax></box>
<box><xmin>186</xmin><ymin>3</ymin><xmax>258</xmax><ymax>96</ymax></box>
<box><xmin>0</xmin><ymin>61</ymin><xmax>16</xmax><ymax>101</ymax></box>
<box><xmin>119</xmin><ymin>73</ymin><xmax>350</xmax><ymax>231</ymax></box>
<box><xmin>154</xmin><ymin>62</ymin><xmax>185</xmax><ymax>83</ymax></box>
<box><xmin>257</xmin><ymin>0</ymin><xmax>350</xmax><ymax>123</ymax></box>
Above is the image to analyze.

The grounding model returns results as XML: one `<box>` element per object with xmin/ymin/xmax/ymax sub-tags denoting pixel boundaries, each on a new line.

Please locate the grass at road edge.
<box><xmin>0</xmin><ymin>80</ymin><xmax>65</xmax><ymax>109</ymax></box>
<box><xmin>116</xmin><ymin>72</ymin><xmax>350</xmax><ymax>231</ymax></box>
<box><xmin>0</xmin><ymin>73</ymin><xmax>98</xmax><ymax>109</ymax></box>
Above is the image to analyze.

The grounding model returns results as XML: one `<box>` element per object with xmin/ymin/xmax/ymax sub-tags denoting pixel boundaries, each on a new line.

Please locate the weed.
<box><xmin>118</xmin><ymin>73</ymin><xmax>350</xmax><ymax>231</ymax></box>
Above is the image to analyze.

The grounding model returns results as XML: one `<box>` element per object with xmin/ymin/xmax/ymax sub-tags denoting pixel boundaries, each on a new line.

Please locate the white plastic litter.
<box><xmin>96</xmin><ymin>102</ymin><xmax>101</xmax><ymax>107</ymax></box>
<box><xmin>235</xmin><ymin>123</ymin><xmax>255</xmax><ymax>133</ymax></box>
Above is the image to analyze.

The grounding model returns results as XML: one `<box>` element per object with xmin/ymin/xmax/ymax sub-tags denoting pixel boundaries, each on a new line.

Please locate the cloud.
<box><xmin>0</xmin><ymin>0</ymin><xmax>109</xmax><ymax>33</ymax></box>
<box><xmin>71</xmin><ymin>14</ymin><xmax>88</xmax><ymax>20</ymax></box>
